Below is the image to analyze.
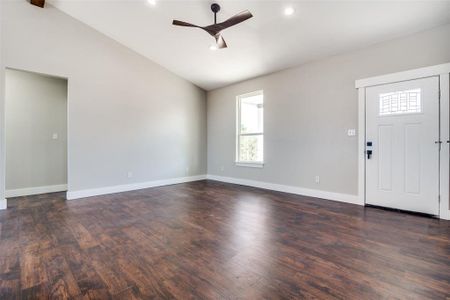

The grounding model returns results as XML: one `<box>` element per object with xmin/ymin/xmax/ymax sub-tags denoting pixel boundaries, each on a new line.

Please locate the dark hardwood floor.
<box><xmin>0</xmin><ymin>180</ymin><xmax>449</xmax><ymax>299</ymax></box>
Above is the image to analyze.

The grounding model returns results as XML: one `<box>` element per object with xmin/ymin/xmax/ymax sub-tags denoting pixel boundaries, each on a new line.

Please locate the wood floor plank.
<box><xmin>0</xmin><ymin>180</ymin><xmax>449</xmax><ymax>299</ymax></box>
<box><xmin>41</xmin><ymin>247</ymin><xmax>82</xmax><ymax>299</ymax></box>
<box><xmin>68</xmin><ymin>223</ymin><xmax>99</xmax><ymax>250</ymax></box>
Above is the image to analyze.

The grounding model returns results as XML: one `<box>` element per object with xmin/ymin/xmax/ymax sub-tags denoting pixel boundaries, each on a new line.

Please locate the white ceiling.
<box><xmin>48</xmin><ymin>0</ymin><xmax>450</xmax><ymax>90</ymax></box>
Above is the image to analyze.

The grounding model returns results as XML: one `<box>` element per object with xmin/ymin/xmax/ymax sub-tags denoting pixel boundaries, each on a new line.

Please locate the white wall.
<box><xmin>5</xmin><ymin>69</ymin><xmax>67</xmax><ymax>193</ymax></box>
<box><xmin>207</xmin><ymin>24</ymin><xmax>450</xmax><ymax>197</ymax></box>
<box><xmin>1</xmin><ymin>1</ymin><xmax>207</xmax><ymax>198</ymax></box>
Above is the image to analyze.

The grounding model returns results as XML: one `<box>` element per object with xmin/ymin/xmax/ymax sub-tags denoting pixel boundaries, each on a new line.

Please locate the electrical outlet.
<box><xmin>185</xmin><ymin>167</ymin><xmax>190</xmax><ymax>175</ymax></box>
<box><xmin>52</xmin><ymin>133</ymin><xmax>58</xmax><ymax>140</ymax></box>
<box><xmin>127</xmin><ymin>171</ymin><xmax>133</xmax><ymax>178</ymax></box>
<box><xmin>220</xmin><ymin>166</ymin><xmax>224</xmax><ymax>172</ymax></box>
<box><xmin>315</xmin><ymin>175</ymin><xmax>320</xmax><ymax>184</ymax></box>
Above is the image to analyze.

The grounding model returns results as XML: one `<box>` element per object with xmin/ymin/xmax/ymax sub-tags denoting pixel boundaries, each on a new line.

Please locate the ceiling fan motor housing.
<box><xmin>211</xmin><ymin>3</ymin><xmax>221</xmax><ymax>13</ymax></box>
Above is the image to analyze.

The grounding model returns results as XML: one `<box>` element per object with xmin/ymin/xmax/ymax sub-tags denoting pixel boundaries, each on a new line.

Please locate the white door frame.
<box><xmin>356</xmin><ymin>63</ymin><xmax>450</xmax><ymax>220</ymax></box>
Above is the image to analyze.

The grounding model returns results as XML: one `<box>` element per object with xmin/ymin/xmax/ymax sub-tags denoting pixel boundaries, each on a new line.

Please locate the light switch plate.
<box><xmin>52</xmin><ymin>133</ymin><xmax>58</xmax><ymax>140</ymax></box>
<box><xmin>347</xmin><ymin>129</ymin><xmax>356</xmax><ymax>136</ymax></box>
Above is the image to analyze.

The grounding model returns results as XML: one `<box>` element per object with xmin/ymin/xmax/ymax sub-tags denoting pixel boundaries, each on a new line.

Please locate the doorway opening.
<box><xmin>5</xmin><ymin>68</ymin><xmax>68</xmax><ymax>198</ymax></box>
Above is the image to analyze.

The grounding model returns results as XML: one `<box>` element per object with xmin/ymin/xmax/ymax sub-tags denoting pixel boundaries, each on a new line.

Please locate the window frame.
<box><xmin>235</xmin><ymin>90</ymin><xmax>264</xmax><ymax>167</ymax></box>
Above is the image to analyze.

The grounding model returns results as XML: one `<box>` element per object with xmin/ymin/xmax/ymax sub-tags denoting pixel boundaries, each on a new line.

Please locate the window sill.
<box><xmin>235</xmin><ymin>162</ymin><xmax>264</xmax><ymax>168</ymax></box>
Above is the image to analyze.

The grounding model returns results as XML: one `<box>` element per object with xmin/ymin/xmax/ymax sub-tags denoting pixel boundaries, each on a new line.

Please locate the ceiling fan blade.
<box><xmin>215</xmin><ymin>34</ymin><xmax>228</xmax><ymax>49</ymax></box>
<box><xmin>173</xmin><ymin>8</ymin><xmax>251</xmax><ymax>49</ymax></box>
<box><xmin>30</xmin><ymin>0</ymin><xmax>45</xmax><ymax>8</ymax></box>
<box><xmin>172</xmin><ymin>20</ymin><xmax>200</xmax><ymax>28</ymax></box>
<box><xmin>217</xmin><ymin>10</ymin><xmax>253</xmax><ymax>30</ymax></box>
<box><xmin>202</xmin><ymin>10</ymin><xmax>253</xmax><ymax>36</ymax></box>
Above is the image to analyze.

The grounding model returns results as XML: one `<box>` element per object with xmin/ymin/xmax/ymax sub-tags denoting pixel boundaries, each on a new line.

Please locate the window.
<box><xmin>379</xmin><ymin>88</ymin><xmax>421</xmax><ymax>116</ymax></box>
<box><xmin>236</xmin><ymin>91</ymin><xmax>264</xmax><ymax>166</ymax></box>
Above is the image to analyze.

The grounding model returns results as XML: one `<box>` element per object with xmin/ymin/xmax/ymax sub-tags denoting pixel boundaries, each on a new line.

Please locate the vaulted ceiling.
<box><xmin>48</xmin><ymin>0</ymin><xmax>450</xmax><ymax>90</ymax></box>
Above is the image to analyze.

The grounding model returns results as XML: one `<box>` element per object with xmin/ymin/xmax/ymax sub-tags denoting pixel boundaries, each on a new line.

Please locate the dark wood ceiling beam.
<box><xmin>30</xmin><ymin>0</ymin><xmax>45</xmax><ymax>8</ymax></box>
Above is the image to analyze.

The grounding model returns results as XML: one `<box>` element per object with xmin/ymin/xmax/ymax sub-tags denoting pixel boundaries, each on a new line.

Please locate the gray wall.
<box><xmin>1</xmin><ymin>1</ymin><xmax>207</xmax><ymax>193</ymax></box>
<box><xmin>207</xmin><ymin>24</ymin><xmax>450</xmax><ymax>196</ymax></box>
<box><xmin>5</xmin><ymin>69</ymin><xmax>67</xmax><ymax>190</ymax></box>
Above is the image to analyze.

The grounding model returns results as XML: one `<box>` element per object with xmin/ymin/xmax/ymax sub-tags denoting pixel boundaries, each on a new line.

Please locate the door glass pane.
<box><xmin>379</xmin><ymin>88</ymin><xmax>421</xmax><ymax>116</ymax></box>
<box><xmin>239</xmin><ymin>135</ymin><xmax>263</xmax><ymax>162</ymax></box>
<box><xmin>240</xmin><ymin>94</ymin><xmax>263</xmax><ymax>134</ymax></box>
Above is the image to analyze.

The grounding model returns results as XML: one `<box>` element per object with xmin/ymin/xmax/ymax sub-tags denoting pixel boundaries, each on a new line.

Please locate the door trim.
<box><xmin>356</xmin><ymin>63</ymin><xmax>450</xmax><ymax>220</ymax></box>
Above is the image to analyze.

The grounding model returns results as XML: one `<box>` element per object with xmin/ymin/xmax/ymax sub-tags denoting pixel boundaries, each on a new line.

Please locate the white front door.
<box><xmin>365</xmin><ymin>77</ymin><xmax>440</xmax><ymax>215</ymax></box>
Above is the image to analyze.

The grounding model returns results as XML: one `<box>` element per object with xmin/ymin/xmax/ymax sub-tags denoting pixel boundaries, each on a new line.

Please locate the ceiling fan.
<box><xmin>172</xmin><ymin>3</ymin><xmax>253</xmax><ymax>49</ymax></box>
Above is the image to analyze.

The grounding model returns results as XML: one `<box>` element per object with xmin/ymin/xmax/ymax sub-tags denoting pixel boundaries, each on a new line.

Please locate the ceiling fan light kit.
<box><xmin>172</xmin><ymin>3</ymin><xmax>253</xmax><ymax>49</ymax></box>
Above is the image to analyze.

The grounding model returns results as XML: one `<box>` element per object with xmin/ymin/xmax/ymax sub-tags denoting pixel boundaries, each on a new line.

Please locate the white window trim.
<box><xmin>235</xmin><ymin>162</ymin><xmax>264</xmax><ymax>168</ymax></box>
<box><xmin>236</xmin><ymin>90</ymin><xmax>264</xmax><ymax>167</ymax></box>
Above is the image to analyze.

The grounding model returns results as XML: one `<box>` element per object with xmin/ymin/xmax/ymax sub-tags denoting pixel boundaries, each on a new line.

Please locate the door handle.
<box><xmin>366</xmin><ymin>141</ymin><xmax>373</xmax><ymax>159</ymax></box>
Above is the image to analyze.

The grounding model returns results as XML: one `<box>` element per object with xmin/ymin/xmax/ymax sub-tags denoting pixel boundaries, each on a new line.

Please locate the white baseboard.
<box><xmin>0</xmin><ymin>199</ymin><xmax>6</xmax><ymax>210</ymax></box>
<box><xmin>66</xmin><ymin>175</ymin><xmax>207</xmax><ymax>200</ymax></box>
<box><xmin>206</xmin><ymin>174</ymin><xmax>362</xmax><ymax>205</ymax></box>
<box><xmin>6</xmin><ymin>184</ymin><xmax>68</xmax><ymax>198</ymax></box>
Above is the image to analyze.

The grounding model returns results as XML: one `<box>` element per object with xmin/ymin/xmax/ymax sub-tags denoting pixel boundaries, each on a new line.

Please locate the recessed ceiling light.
<box><xmin>147</xmin><ymin>0</ymin><xmax>156</xmax><ymax>6</ymax></box>
<box><xmin>209</xmin><ymin>44</ymin><xmax>218</xmax><ymax>51</ymax></box>
<box><xmin>284</xmin><ymin>7</ymin><xmax>295</xmax><ymax>16</ymax></box>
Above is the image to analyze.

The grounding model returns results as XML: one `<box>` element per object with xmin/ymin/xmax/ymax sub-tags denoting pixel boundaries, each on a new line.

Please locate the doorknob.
<box><xmin>366</xmin><ymin>150</ymin><xmax>372</xmax><ymax>159</ymax></box>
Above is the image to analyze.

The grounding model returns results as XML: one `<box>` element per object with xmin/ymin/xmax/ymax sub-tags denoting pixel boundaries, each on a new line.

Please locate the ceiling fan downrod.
<box><xmin>211</xmin><ymin>3</ymin><xmax>221</xmax><ymax>24</ymax></box>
